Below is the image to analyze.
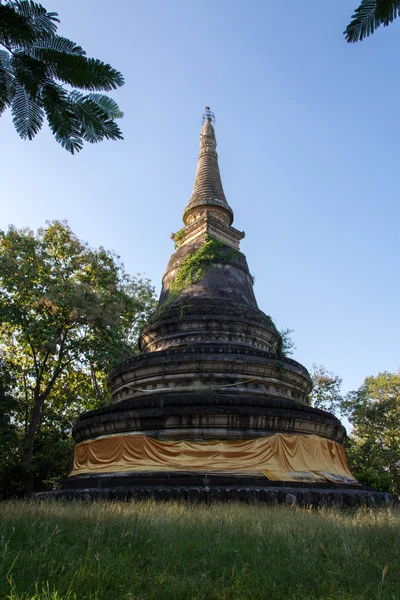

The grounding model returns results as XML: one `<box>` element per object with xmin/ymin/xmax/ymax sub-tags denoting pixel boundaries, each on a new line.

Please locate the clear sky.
<box><xmin>1</xmin><ymin>0</ymin><xmax>399</xmax><ymax>396</ymax></box>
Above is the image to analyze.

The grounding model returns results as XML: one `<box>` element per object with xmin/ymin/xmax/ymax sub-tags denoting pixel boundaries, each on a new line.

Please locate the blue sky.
<box><xmin>1</xmin><ymin>0</ymin><xmax>399</xmax><ymax>395</ymax></box>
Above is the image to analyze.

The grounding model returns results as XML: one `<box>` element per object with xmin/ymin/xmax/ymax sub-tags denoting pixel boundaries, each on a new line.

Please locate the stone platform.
<box><xmin>39</xmin><ymin>471</ymin><xmax>396</xmax><ymax>508</ymax></box>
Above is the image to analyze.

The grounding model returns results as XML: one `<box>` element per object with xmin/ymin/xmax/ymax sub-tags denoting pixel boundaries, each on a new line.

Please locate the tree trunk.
<box><xmin>90</xmin><ymin>362</ymin><xmax>104</xmax><ymax>403</ymax></box>
<box><xmin>21</xmin><ymin>392</ymin><xmax>44</xmax><ymax>495</ymax></box>
<box><xmin>20</xmin><ymin>364</ymin><xmax>64</xmax><ymax>495</ymax></box>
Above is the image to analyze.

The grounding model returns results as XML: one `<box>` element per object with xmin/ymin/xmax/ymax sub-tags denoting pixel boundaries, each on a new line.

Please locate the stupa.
<box><xmin>59</xmin><ymin>109</ymin><xmax>392</xmax><ymax>506</ymax></box>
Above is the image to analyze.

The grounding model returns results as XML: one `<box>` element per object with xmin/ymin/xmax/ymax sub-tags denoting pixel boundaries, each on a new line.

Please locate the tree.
<box><xmin>308</xmin><ymin>364</ymin><xmax>343</xmax><ymax>414</ymax></box>
<box><xmin>279</xmin><ymin>327</ymin><xmax>296</xmax><ymax>357</ymax></box>
<box><xmin>0</xmin><ymin>0</ymin><xmax>124</xmax><ymax>152</ymax></box>
<box><xmin>345</xmin><ymin>1</ymin><xmax>400</xmax><ymax>43</ymax></box>
<box><xmin>0</xmin><ymin>221</ymin><xmax>156</xmax><ymax>493</ymax></box>
<box><xmin>0</xmin><ymin>360</ymin><xmax>24</xmax><ymax>498</ymax></box>
<box><xmin>342</xmin><ymin>371</ymin><xmax>400</xmax><ymax>494</ymax></box>
<box><xmin>344</xmin><ymin>436</ymin><xmax>394</xmax><ymax>493</ymax></box>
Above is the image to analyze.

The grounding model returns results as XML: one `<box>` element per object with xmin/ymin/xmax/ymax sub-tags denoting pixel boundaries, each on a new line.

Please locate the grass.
<box><xmin>0</xmin><ymin>501</ymin><xmax>399</xmax><ymax>600</ymax></box>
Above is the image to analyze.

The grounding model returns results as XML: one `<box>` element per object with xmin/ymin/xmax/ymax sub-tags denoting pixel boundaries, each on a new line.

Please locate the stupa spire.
<box><xmin>173</xmin><ymin>108</ymin><xmax>244</xmax><ymax>251</ymax></box>
<box><xmin>183</xmin><ymin>107</ymin><xmax>234</xmax><ymax>226</ymax></box>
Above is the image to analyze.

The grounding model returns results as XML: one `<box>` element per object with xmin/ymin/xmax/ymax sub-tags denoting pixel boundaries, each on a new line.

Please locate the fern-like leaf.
<box><xmin>0</xmin><ymin>3</ymin><xmax>36</xmax><ymax>47</ymax></box>
<box><xmin>69</xmin><ymin>90</ymin><xmax>123</xmax><ymax>143</ymax></box>
<box><xmin>12</xmin><ymin>51</ymin><xmax>47</xmax><ymax>97</ymax></box>
<box><xmin>11</xmin><ymin>82</ymin><xmax>43</xmax><ymax>139</ymax></box>
<box><xmin>0</xmin><ymin>50</ymin><xmax>12</xmax><ymax>69</ymax></box>
<box><xmin>344</xmin><ymin>0</ymin><xmax>400</xmax><ymax>42</ymax></box>
<box><xmin>36</xmin><ymin>51</ymin><xmax>124</xmax><ymax>90</ymax></box>
<box><xmin>25</xmin><ymin>35</ymin><xmax>86</xmax><ymax>57</ymax></box>
<box><xmin>344</xmin><ymin>0</ymin><xmax>377</xmax><ymax>42</ymax></box>
<box><xmin>42</xmin><ymin>82</ymin><xmax>83</xmax><ymax>153</ymax></box>
<box><xmin>85</xmin><ymin>93</ymin><xmax>124</xmax><ymax>119</ymax></box>
<box><xmin>11</xmin><ymin>0</ymin><xmax>59</xmax><ymax>37</ymax></box>
<box><xmin>0</xmin><ymin>1</ymin><xmax>124</xmax><ymax>150</ymax></box>
<box><xmin>0</xmin><ymin>50</ymin><xmax>16</xmax><ymax>114</ymax></box>
<box><xmin>375</xmin><ymin>0</ymin><xmax>400</xmax><ymax>24</ymax></box>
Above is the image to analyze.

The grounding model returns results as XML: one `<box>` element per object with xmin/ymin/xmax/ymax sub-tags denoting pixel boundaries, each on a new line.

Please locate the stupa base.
<box><xmin>36</xmin><ymin>471</ymin><xmax>396</xmax><ymax>508</ymax></box>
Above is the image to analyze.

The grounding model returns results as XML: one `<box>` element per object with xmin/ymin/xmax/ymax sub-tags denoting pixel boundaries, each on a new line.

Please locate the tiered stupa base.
<box><xmin>52</xmin><ymin>352</ymin><xmax>395</xmax><ymax>506</ymax></box>
<box><xmin>48</xmin><ymin>111</ymin><xmax>396</xmax><ymax>507</ymax></box>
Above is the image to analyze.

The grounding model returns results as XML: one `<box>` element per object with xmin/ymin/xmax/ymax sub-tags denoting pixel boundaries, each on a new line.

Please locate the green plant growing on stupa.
<box><xmin>169</xmin><ymin>237</ymin><xmax>225</xmax><ymax>298</ymax></box>
<box><xmin>148</xmin><ymin>237</ymin><xmax>236</xmax><ymax>324</ymax></box>
<box><xmin>173</xmin><ymin>230</ymin><xmax>185</xmax><ymax>249</ymax></box>
<box><xmin>263</xmin><ymin>314</ymin><xmax>277</xmax><ymax>329</ymax></box>
<box><xmin>278</xmin><ymin>328</ymin><xmax>296</xmax><ymax>357</ymax></box>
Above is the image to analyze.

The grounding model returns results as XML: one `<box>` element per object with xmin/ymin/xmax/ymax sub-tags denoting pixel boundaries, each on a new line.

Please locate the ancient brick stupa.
<box><xmin>60</xmin><ymin>109</ymin><xmax>390</xmax><ymax>506</ymax></box>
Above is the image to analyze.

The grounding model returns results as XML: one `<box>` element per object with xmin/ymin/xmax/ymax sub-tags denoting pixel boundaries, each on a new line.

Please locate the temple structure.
<box><xmin>59</xmin><ymin>109</ymin><xmax>392</xmax><ymax>506</ymax></box>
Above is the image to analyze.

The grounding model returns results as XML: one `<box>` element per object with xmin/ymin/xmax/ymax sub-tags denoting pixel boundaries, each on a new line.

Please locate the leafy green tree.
<box><xmin>0</xmin><ymin>221</ymin><xmax>156</xmax><ymax>494</ymax></box>
<box><xmin>279</xmin><ymin>327</ymin><xmax>296</xmax><ymax>357</ymax></box>
<box><xmin>345</xmin><ymin>1</ymin><xmax>400</xmax><ymax>42</ymax></box>
<box><xmin>0</xmin><ymin>0</ymin><xmax>124</xmax><ymax>152</ymax></box>
<box><xmin>342</xmin><ymin>371</ymin><xmax>400</xmax><ymax>494</ymax></box>
<box><xmin>29</xmin><ymin>369</ymin><xmax>96</xmax><ymax>491</ymax></box>
<box><xmin>344</xmin><ymin>436</ymin><xmax>393</xmax><ymax>493</ymax></box>
<box><xmin>308</xmin><ymin>364</ymin><xmax>343</xmax><ymax>414</ymax></box>
<box><xmin>0</xmin><ymin>362</ymin><xmax>109</xmax><ymax>497</ymax></box>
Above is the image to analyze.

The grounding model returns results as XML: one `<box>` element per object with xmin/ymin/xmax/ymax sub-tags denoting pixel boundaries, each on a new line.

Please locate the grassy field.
<box><xmin>0</xmin><ymin>501</ymin><xmax>399</xmax><ymax>600</ymax></box>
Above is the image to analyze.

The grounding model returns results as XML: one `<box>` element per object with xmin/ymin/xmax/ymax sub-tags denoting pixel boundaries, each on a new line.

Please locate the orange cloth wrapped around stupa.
<box><xmin>71</xmin><ymin>433</ymin><xmax>357</xmax><ymax>484</ymax></box>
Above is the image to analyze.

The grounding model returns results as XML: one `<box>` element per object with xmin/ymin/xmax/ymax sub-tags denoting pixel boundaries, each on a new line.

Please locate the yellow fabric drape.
<box><xmin>70</xmin><ymin>433</ymin><xmax>358</xmax><ymax>484</ymax></box>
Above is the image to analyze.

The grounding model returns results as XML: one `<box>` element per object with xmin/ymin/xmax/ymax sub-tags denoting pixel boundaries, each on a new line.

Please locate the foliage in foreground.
<box><xmin>345</xmin><ymin>1</ymin><xmax>400</xmax><ymax>42</ymax></box>
<box><xmin>0</xmin><ymin>0</ymin><xmax>124</xmax><ymax>152</ymax></box>
<box><xmin>0</xmin><ymin>500</ymin><xmax>399</xmax><ymax>600</ymax></box>
<box><xmin>0</xmin><ymin>221</ymin><xmax>156</xmax><ymax>495</ymax></box>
